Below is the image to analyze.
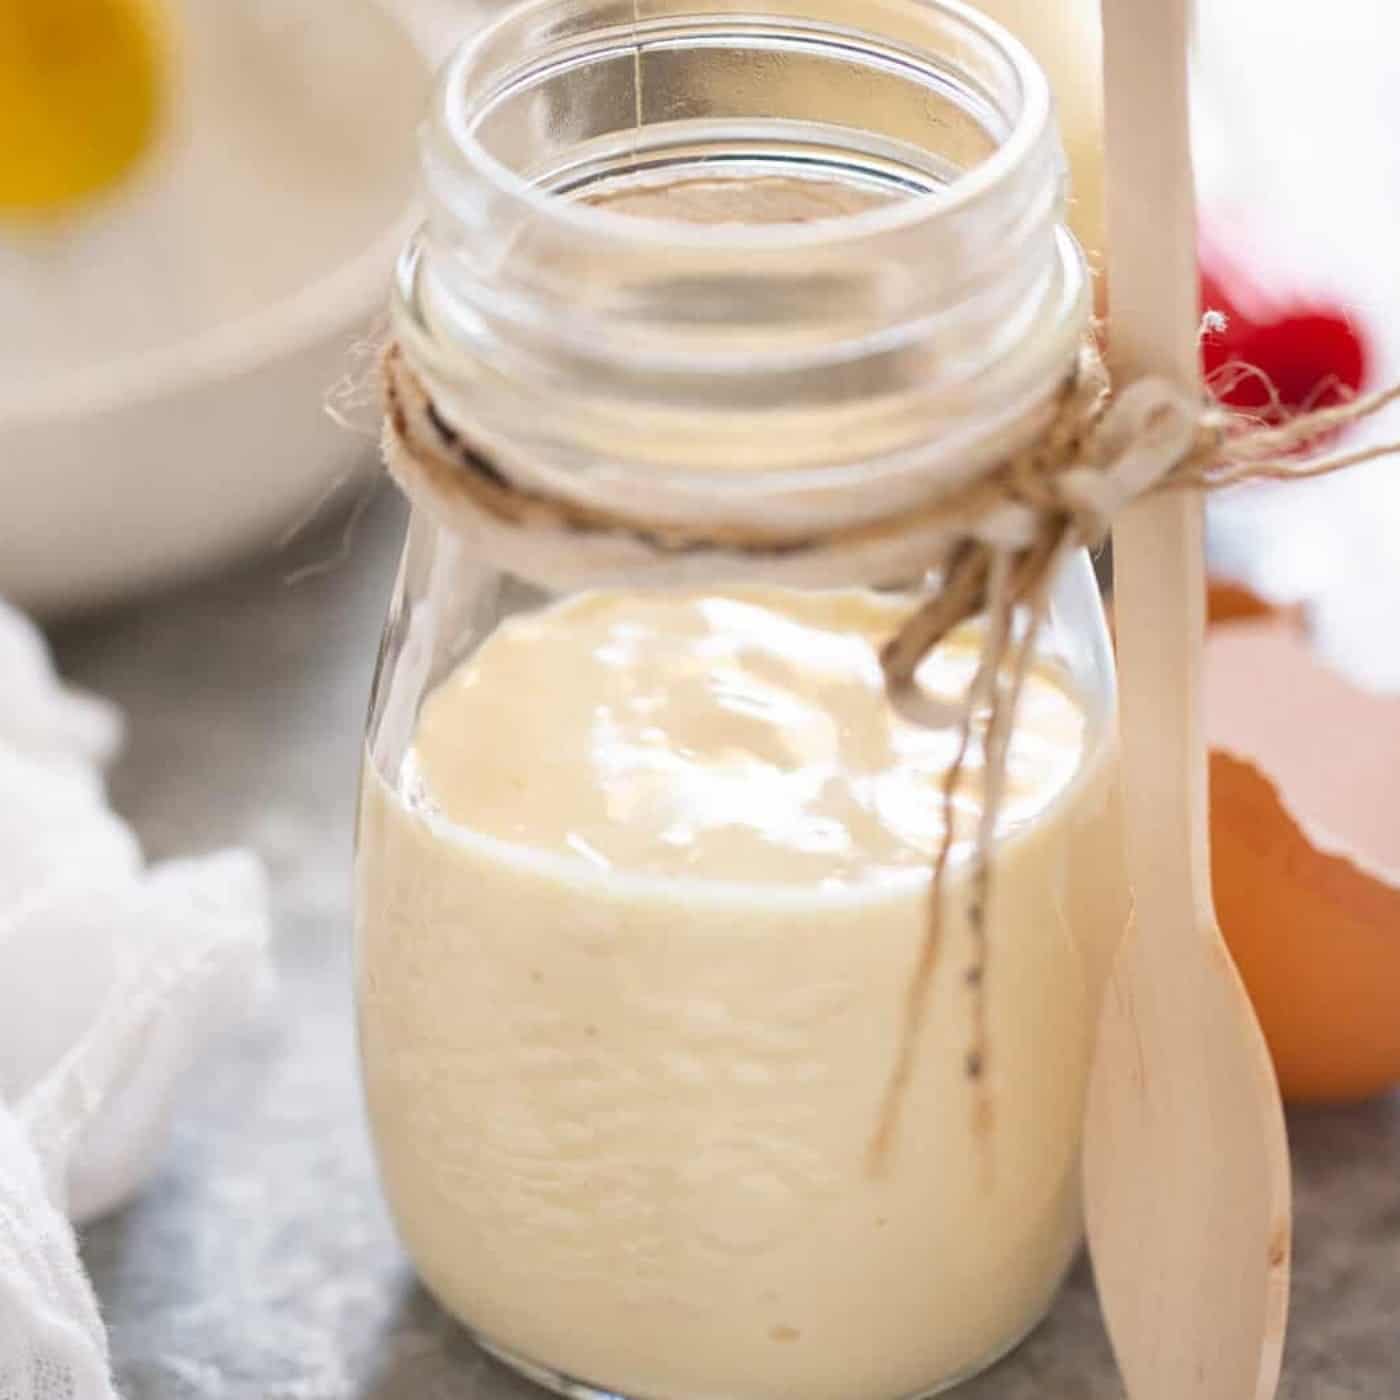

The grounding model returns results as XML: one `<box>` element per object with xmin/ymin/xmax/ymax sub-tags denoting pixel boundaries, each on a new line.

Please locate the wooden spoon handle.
<box><xmin>1113</xmin><ymin>495</ymin><xmax>1211</xmax><ymax>924</ymax></box>
<box><xmin>1103</xmin><ymin>0</ymin><xmax>1212</xmax><ymax>931</ymax></box>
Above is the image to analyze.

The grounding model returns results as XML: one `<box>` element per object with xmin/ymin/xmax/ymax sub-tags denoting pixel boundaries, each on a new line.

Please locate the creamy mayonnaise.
<box><xmin>357</xmin><ymin>587</ymin><xmax>1127</xmax><ymax>1400</ymax></box>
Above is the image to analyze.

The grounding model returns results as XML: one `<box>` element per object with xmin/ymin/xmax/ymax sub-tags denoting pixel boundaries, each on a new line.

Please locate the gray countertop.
<box><xmin>52</xmin><ymin>489</ymin><xmax>1399</xmax><ymax>1400</ymax></box>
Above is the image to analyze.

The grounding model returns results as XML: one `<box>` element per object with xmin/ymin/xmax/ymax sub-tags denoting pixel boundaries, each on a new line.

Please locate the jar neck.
<box><xmin>393</xmin><ymin>0</ymin><xmax>1089</xmax><ymax>514</ymax></box>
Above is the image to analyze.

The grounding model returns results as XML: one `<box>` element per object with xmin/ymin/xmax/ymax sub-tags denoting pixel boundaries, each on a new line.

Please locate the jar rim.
<box><xmin>399</xmin><ymin>0</ymin><xmax>1087</xmax><ymax>490</ymax></box>
<box><xmin>428</xmin><ymin>0</ymin><xmax>1055</xmax><ymax>257</ymax></box>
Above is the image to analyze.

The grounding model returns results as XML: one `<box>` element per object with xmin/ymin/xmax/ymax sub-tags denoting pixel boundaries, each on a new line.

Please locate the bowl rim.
<box><xmin>0</xmin><ymin>0</ymin><xmax>428</xmax><ymax>428</ymax></box>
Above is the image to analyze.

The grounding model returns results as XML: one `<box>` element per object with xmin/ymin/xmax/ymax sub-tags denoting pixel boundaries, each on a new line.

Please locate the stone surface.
<box><xmin>50</xmin><ymin>490</ymin><xmax>1400</xmax><ymax>1400</ymax></box>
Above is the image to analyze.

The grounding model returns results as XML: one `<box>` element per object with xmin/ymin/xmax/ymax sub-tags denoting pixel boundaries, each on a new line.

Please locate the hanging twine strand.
<box><xmin>381</xmin><ymin>337</ymin><xmax>1400</xmax><ymax>1168</ymax></box>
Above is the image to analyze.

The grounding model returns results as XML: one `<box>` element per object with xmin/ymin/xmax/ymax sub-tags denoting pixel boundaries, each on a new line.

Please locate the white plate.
<box><xmin>0</xmin><ymin>0</ymin><xmax>429</xmax><ymax>614</ymax></box>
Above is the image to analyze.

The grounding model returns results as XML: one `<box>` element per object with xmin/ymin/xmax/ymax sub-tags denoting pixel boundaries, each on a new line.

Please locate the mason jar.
<box><xmin>355</xmin><ymin>2</ymin><xmax>1130</xmax><ymax>1396</ymax></box>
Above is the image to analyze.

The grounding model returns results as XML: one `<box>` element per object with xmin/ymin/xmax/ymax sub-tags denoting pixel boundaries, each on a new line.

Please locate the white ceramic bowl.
<box><xmin>0</xmin><ymin>0</ymin><xmax>429</xmax><ymax>614</ymax></box>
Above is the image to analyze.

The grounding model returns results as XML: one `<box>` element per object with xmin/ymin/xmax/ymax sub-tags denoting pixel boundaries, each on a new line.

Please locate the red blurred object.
<box><xmin>1199</xmin><ymin>238</ymin><xmax>1370</xmax><ymax>415</ymax></box>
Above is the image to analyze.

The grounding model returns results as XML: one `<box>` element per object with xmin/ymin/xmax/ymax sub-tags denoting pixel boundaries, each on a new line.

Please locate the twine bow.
<box><xmin>381</xmin><ymin>338</ymin><xmax>1400</xmax><ymax>1167</ymax></box>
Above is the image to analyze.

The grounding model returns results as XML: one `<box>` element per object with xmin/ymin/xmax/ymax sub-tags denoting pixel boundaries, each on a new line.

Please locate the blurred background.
<box><xmin>6</xmin><ymin>0</ymin><xmax>1398</xmax><ymax>684</ymax></box>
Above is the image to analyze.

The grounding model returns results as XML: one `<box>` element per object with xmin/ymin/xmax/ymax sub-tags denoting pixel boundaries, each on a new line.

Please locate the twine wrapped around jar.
<box><xmin>381</xmin><ymin>336</ymin><xmax>1400</xmax><ymax>1165</ymax></box>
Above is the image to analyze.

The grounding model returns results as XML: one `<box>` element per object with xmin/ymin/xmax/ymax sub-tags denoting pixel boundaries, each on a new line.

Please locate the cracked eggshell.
<box><xmin>1206</xmin><ymin>612</ymin><xmax>1400</xmax><ymax>1103</ymax></box>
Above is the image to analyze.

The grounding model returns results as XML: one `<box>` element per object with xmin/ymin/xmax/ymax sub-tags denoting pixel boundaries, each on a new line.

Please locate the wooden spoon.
<box><xmin>1083</xmin><ymin>1</ymin><xmax>1292</xmax><ymax>1396</ymax></box>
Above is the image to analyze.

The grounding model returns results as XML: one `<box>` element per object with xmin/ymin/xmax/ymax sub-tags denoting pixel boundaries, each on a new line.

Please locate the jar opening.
<box><xmin>429</xmin><ymin>0</ymin><xmax>1055</xmax><ymax>257</ymax></box>
<box><xmin>396</xmin><ymin>0</ymin><xmax>1088</xmax><ymax>489</ymax></box>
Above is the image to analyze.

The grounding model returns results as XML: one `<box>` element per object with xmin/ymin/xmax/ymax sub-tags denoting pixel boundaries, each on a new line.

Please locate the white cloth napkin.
<box><xmin>0</xmin><ymin>602</ymin><xmax>270</xmax><ymax>1399</ymax></box>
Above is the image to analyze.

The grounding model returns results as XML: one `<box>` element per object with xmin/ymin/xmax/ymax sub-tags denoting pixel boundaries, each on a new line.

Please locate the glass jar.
<box><xmin>356</xmin><ymin>3</ymin><xmax>1129</xmax><ymax>1398</ymax></box>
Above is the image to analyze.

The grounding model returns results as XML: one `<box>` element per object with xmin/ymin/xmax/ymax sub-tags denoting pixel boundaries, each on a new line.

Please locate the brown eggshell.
<box><xmin>1206</xmin><ymin>619</ymin><xmax>1400</xmax><ymax>1102</ymax></box>
<box><xmin>1206</xmin><ymin>578</ymin><xmax>1293</xmax><ymax>627</ymax></box>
